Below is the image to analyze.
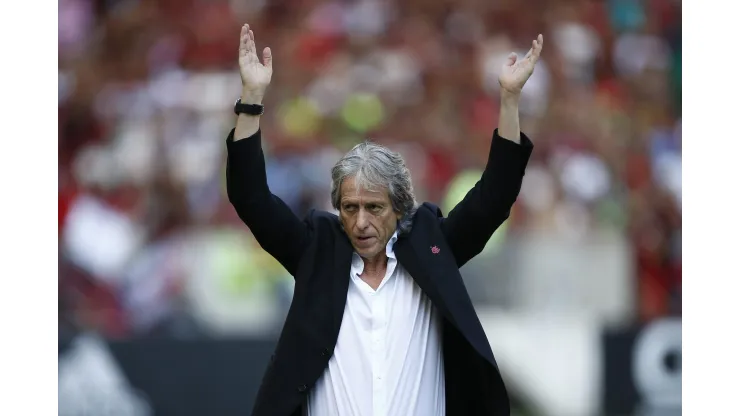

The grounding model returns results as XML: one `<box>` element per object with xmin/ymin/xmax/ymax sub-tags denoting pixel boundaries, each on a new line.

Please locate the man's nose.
<box><xmin>356</xmin><ymin>209</ymin><xmax>370</xmax><ymax>230</ymax></box>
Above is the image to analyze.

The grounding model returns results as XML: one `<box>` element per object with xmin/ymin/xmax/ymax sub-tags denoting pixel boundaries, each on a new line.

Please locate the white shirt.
<box><xmin>307</xmin><ymin>232</ymin><xmax>445</xmax><ymax>416</ymax></box>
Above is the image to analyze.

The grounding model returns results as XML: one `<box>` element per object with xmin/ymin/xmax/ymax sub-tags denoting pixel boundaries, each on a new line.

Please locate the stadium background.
<box><xmin>58</xmin><ymin>0</ymin><xmax>682</xmax><ymax>414</ymax></box>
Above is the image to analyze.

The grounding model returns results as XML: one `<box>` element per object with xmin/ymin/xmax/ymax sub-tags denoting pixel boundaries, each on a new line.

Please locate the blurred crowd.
<box><xmin>58</xmin><ymin>0</ymin><xmax>681</xmax><ymax>339</ymax></box>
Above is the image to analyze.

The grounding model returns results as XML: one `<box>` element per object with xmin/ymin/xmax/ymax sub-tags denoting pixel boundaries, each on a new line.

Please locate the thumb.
<box><xmin>505</xmin><ymin>52</ymin><xmax>517</xmax><ymax>67</ymax></box>
<box><xmin>263</xmin><ymin>47</ymin><xmax>273</xmax><ymax>70</ymax></box>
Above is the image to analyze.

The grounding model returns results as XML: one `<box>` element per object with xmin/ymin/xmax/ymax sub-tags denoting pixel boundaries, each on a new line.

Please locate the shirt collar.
<box><xmin>385</xmin><ymin>230</ymin><xmax>399</xmax><ymax>259</ymax></box>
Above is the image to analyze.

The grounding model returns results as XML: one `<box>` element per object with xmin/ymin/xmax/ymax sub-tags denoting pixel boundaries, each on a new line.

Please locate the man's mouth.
<box><xmin>356</xmin><ymin>236</ymin><xmax>376</xmax><ymax>246</ymax></box>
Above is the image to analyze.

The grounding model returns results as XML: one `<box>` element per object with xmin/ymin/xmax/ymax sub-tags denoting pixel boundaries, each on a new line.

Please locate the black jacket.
<box><xmin>225</xmin><ymin>128</ymin><xmax>533</xmax><ymax>416</ymax></box>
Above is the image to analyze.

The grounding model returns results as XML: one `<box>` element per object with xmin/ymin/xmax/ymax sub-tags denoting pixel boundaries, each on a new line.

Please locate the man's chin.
<box><xmin>354</xmin><ymin>246</ymin><xmax>383</xmax><ymax>260</ymax></box>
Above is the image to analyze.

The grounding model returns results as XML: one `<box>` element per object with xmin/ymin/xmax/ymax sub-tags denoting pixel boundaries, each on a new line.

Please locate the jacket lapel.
<box><xmin>394</xmin><ymin>235</ymin><xmax>453</xmax><ymax>324</ymax></box>
<box><xmin>331</xmin><ymin>233</ymin><xmax>353</xmax><ymax>335</ymax></box>
<box><xmin>395</xmin><ymin>227</ymin><xmax>497</xmax><ymax>367</ymax></box>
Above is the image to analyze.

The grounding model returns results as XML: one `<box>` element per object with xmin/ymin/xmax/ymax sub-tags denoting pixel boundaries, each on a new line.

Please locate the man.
<box><xmin>226</xmin><ymin>24</ymin><xmax>542</xmax><ymax>416</ymax></box>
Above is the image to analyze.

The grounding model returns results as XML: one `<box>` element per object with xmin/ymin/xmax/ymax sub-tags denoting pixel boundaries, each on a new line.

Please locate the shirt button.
<box><xmin>297</xmin><ymin>384</ymin><xmax>308</xmax><ymax>393</ymax></box>
<box><xmin>321</xmin><ymin>348</ymin><xmax>331</xmax><ymax>357</ymax></box>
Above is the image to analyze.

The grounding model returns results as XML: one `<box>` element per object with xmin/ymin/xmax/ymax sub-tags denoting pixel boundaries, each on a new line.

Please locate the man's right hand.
<box><xmin>239</xmin><ymin>24</ymin><xmax>272</xmax><ymax>104</ymax></box>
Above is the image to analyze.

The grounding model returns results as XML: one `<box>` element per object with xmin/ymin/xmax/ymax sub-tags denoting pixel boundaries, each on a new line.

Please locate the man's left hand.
<box><xmin>498</xmin><ymin>34</ymin><xmax>544</xmax><ymax>96</ymax></box>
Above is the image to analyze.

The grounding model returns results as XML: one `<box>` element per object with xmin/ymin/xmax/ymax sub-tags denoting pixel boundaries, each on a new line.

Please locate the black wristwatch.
<box><xmin>234</xmin><ymin>98</ymin><xmax>265</xmax><ymax>116</ymax></box>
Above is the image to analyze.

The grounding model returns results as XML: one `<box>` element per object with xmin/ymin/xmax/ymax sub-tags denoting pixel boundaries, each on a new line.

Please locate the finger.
<box><xmin>263</xmin><ymin>47</ymin><xmax>273</xmax><ymax>70</ymax></box>
<box><xmin>249</xmin><ymin>29</ymin><xmax>258</xmax><ymax>63</ymax></box>
<box><xmin>524</xmin><ymin>39</ymin><xmax>536</xmax><ymax>60</ymax></box>
<box><xmin>244</xmin><ymin>24</ymin><xmax>253</xmax><ymax>53</ymax></box>
<box><xmin>239</xmin><ymin>25</ymin><xmax>248</xmax><ymax>57</ymax></box>
<box><xmin>529</xmin><ymin>34</ymin><xmax>543</xmax><ymax>62</ymax></box>
<box><xmin>505</xmin><ymin>52</ymin><xmax>517</xmax><ymax>67</ymax></box>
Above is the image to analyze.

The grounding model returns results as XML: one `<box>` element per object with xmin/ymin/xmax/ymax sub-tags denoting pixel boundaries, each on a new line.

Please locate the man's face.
<box><xmin>339</xmin><ymin>176</ymin><xmax>401</xmax><ymax>260</ymax></box>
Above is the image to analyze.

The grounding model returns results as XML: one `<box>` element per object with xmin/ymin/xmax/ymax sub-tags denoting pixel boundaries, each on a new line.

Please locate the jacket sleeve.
<box><xmin>440</xmin><ymin>129</ymin><xmax>533</xmax><ymax>267</ymax></box>
<box><xmin>225</xmin><ymin>128</ymin><xmax>311</xmax><ymax>277</ymax></box>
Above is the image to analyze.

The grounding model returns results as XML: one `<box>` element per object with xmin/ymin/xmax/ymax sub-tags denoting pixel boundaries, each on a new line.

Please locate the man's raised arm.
<box><xmin>226</xmin><ymin>24</ymin><xmax>310</xmax><ymax>276</ymax></box>
<box><xmin>441</xmin><ymin>35</ymin><xmax>543</xmax><ymax>267</ymax></box>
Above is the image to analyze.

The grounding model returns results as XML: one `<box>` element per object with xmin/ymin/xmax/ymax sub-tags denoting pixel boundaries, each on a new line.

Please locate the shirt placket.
<box><xmin>371</xmin><ymin>288</ymin><xmax>387</xmax><ymax>416</ymax></box>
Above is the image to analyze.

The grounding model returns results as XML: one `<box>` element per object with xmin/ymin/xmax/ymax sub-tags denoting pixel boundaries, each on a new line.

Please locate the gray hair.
<box><xmin>331</xmin><ymin>141</ymin><xmax>418</xmax><ymax>234</ymax></box>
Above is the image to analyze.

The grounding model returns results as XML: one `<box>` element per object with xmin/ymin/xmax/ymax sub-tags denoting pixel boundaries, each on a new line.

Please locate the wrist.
<box><xmin>241</xmin><ymin>88</ymin><xmax>265</xmax><ymax>105</ymax></box>
<box><xmin>500</xmin><ymin>91</ymin><xmax>521</xmax><ymax>108</ymax></box>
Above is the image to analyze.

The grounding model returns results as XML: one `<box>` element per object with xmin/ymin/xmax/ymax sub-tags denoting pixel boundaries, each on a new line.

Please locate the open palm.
<box><xmin>239</xmin><ymin>24</ymin><xmax>273</xmax><ymax>93</ymax></box>
<box><xmin>499</xmin><ymin>34</ymin><xmax>544</xmax><ymax>95</ymax></box>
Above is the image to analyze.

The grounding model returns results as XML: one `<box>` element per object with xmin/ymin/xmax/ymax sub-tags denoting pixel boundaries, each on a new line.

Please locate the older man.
<box><xmin>227</xmin><ymin>24</ymin><xmax>542</xmax><ymax>416</ymax></box>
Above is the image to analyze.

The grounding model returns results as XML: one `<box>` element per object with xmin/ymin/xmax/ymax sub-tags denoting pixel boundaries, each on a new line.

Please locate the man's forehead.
<box><xmin>340</xmin><ymin>188</ymin><xmax>386</xmax><ymax>199</ymax></box>
<box><xmin>340</xmin><ymin>179</ymin><xmax>387</xmax><ymax>200</ymax></box>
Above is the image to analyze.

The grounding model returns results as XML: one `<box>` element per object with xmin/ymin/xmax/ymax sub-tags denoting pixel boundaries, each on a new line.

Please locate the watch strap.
<box><xmin>234</xmin><ymin>99</ymin><xmax>265</xmax><ymax>116</ymax></box>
